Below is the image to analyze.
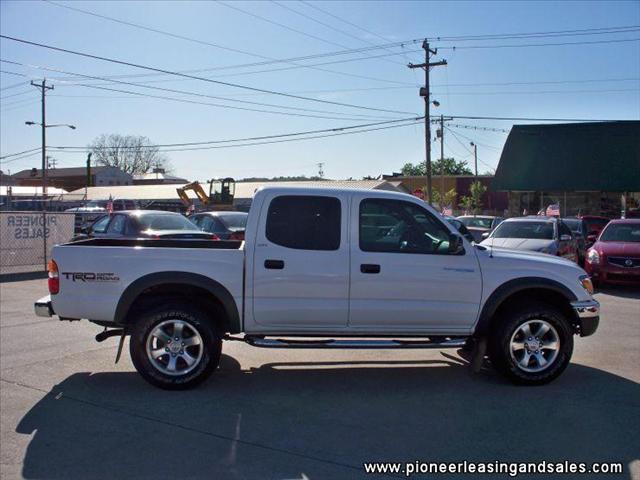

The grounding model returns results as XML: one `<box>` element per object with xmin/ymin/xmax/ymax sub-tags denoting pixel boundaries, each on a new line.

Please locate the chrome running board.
<box><xmin>242</xmin><ymin>336</ymin><xmax>467</xmax><ymax>349</ymax></box>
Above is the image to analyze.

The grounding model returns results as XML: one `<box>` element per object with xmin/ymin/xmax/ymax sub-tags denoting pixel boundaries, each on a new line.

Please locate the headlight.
<box><xmin>587</xmin><ymin>248</ymin><xmax>600</xmax><ymax>265</ymax></box>
<box><xmin>579</xmin><ymin>275</ymin><xmax>594</xmax><ymax>295</ymax></box>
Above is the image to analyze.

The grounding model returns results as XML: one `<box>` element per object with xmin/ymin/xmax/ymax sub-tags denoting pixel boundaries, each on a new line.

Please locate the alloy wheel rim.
<box><xmin>509</xmin><ymin>319</ymin><xmax>560</xmax><ymax>373</ymax></box>
<box><xmin>145</xmin><ymin>319</ymin><xmax>204</xmax><ymax>376</ymax></box>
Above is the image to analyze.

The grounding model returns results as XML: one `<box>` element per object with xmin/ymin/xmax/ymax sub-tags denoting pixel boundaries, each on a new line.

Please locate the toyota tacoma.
<box><xmin>35</xmin><ymin>187</ymin><xmax>599</xmax><ymax>389</ymax></box>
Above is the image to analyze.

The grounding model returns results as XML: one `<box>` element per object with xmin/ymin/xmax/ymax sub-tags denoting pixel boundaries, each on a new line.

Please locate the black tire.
<box><xmin>129</xmin><ymin>303</ymin><xmax>222</xmax><ymax>390</ymax></box>
<box><xmin>489</xmin><ymin>303</ymin><xmax>574</xmax><ymax>385</ymax></box>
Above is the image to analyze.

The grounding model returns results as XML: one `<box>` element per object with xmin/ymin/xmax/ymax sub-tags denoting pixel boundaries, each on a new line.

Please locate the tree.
<box><xmin>459</xmin><ymin>181</ymin><xmax>487</xmax><ymax>214</ymax></box>
<box><xmin>400</xmin><ymin>158</ymin><xmax>472</xmax><ymax>176</ymax></box>
<box><xmin>432</xmin><ymin>188</ymin><xmax>458</xmax><ymax>208</ymax></box>
<box><xmin>89</xmin><ymin>134</ymin><xmax>171</xmax><ymax>175</ymax></box>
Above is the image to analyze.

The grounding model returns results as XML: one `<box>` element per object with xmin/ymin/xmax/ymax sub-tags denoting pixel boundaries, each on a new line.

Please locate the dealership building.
<box><xmin>491</xmin><ymin>121</ymin><xmax>640</xmax><ymax>217</ymax></box>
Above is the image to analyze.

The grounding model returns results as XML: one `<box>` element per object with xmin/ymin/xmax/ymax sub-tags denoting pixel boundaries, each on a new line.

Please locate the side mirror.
<box><xmin>80</xmin><ymin>226</ymin><xmax>89</xmax><ymax>234</ymax></box>
<box><xmin>481</xmin><ymin>231</ymin><xmax>490</xmax><ymax>240</ymax></box>
<box><xmin>448</xmin><ymin>233</ymin><xmax>465</xmax><ymax>255</ymax></box>
<box><xmin>560</xmin><ymin>234</ymin><xmax>572</xmax><ymax>241</ymax></box>
<box><xmin>587</xmin><ymin>234</ymin><xmax>597</xmax><ymax>243</ymax></box>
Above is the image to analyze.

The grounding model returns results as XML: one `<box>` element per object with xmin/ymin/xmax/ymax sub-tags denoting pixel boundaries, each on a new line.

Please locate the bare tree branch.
<box><xmin>88</xmin><ymin>134</ymin><xmax>171</xmax><ymax>175</ymax></box>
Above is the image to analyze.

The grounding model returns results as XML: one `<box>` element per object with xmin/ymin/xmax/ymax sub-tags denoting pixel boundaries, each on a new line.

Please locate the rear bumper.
<box><xmin>34</xmin><ymin>295</ymin><xmax>54</xmax><ymax>318</ymax></box>
<box><xmin>571</xmin><ymin>299</ymin><xmax>600</xmax><ymax>337</ymax></box>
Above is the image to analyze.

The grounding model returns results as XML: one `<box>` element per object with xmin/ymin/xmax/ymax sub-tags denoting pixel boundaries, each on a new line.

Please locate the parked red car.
<box><xmin>579</xmin><ymin>215</ymin><xmax>610</xmax><ymax>245</ymax></box>
<box><xmin>584</xmin><ymin>219</ymin><xmax>640</xmax><ymax>286</ymax></box>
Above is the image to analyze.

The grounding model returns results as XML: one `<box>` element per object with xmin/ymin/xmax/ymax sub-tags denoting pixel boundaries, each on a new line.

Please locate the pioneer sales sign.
<box><xmin>0</xmin><ymin>212</ymin><xmax>75</xmax><ymax>269</ymax></box>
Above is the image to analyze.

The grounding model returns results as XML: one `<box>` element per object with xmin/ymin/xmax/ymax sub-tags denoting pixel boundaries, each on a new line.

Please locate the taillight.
<box><xmin>48</xmin><ymin>259</ymin><xmax>59</xmax><ymax>294</ymax></box>
<box><xmin>229</xmin><ymin>232</ymin><xmax>245</xmax><ymax>241</ymax></box>
<box><xmin>210</xmin><ymin>233</ymin><xmax>220</xmax><ymax>240</ymax></box>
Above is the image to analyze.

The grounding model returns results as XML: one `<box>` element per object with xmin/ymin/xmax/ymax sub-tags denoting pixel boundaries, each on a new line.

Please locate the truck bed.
<box><xmin>50</xmin><ymin>239</ymin><xmax>245</xmax><ymax>324</ymax></box>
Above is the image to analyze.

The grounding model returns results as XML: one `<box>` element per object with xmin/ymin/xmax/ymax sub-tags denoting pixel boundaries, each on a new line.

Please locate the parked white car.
<box><xmin>36</xmin><ymin>187</ymin><xmax>599</xmax><ymax>389</ymax></box>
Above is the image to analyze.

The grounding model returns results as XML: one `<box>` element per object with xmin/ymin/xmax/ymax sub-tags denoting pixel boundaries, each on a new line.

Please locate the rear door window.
<box><xmin>266</xmin><ymin>195</ymin><xmax>341</xmax><ymax>250</ymax></box>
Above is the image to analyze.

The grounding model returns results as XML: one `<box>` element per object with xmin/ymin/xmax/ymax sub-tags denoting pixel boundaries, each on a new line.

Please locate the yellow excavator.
<box><xmin>176</xmin><ymin>177</ymin><xmax>236</xmax><ymax>212</ymax></box>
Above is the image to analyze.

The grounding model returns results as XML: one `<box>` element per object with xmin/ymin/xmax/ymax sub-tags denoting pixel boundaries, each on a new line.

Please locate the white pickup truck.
<box><xmin>35</xmin><ymin>187</ymin><xmax>600</xmax><ymax>389</ymax></box>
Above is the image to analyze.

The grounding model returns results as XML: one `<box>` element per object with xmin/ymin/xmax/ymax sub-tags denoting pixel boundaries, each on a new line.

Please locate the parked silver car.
<box><xmin>457</xmin><ymin>215</ymin><xmax>504</xmax><ymax>242</ymax></box>
<box><xmin>480</xmin><ymin>216</ymin><xmax>579</xmax><ymax>262</ymax></box>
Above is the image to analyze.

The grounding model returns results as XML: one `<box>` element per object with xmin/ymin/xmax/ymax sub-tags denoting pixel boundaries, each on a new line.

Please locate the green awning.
<box><xmin>491</xmin><ymin>121</ymin><xmax>640</xmax><ymax>192</ymax></box>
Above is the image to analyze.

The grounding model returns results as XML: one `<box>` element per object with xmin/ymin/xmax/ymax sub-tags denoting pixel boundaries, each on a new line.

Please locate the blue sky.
<box><xmin>1</xmin><ymin>0</ymin><xmax>639</xmax><ymax>181</ymax></box>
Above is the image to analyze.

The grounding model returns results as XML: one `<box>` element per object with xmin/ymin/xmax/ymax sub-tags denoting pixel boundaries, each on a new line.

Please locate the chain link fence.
<box><xmin>0</xmin><ymin>211</ymin><xmax>76</xmax><ymax>275</ymax></box>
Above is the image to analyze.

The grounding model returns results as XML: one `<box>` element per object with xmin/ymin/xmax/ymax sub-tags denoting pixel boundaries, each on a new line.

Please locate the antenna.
<box><xmin>489</xmin><ymin>232</ymin><xmax>494</xmax><ymax>258</ymax></box>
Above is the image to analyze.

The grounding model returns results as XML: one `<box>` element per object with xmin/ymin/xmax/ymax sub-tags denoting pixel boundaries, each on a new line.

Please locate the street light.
<box><xmin>25</xmin><ymin>120</ymin><xmax>77</xmax><ymax>199</ymax></box>
<box><xmin>25</xmin><ymin>121</ymin><xmax>76</xmax><ymax>129</ymax></box>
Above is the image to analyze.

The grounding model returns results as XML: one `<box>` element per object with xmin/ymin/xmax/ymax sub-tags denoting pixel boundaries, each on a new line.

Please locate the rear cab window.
<box><xmin>265</xmin><ymin>195</ymin><xmax>341</xmax><ymax>251</ymax></box>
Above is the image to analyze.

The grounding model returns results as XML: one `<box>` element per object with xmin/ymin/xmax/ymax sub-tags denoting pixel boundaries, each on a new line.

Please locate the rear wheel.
<box><xmin>489</xmin><ymin>303</ymin><xmax>573</xmax><ymax>385</ymax></box>
<box><xmin>129</xmin><ymin>304</ymin><xmax>222</xmax><ymax>390</ymax></box>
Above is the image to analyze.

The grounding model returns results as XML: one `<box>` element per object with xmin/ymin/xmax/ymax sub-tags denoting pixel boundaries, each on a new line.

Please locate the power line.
<box><xmin>43</xmin><ymin>0</ymin><xmax>416</xmax><ymax>86</ymax></box>
<box><xmin>446</xmin><ymin>123</ymin><xmax>510</xmax><ymax>133</ymax></box>
<box><xmin>0</xmin><ymin>147</ymin><xmax>42</xmax><ymax>160</ymax></box>
<box><xmin>1</xmin><ymin>59</ymin><xmax>400</xmax><ymax>121</ymax></box>
<box><xmin>432</xmin><ymin>88</ymin><xmax>638</xmax><ymax>95</ymax></box>
<box><xmin>0</xmin><ymin>35</ymin><xmax>419</xmax><ymax>116</ymax></box>
<box><xmin>87</xmin><ymin>120</ymin><xmax>424</xmax><ymax>153</ymax></box>
<box><xmin>0</xmin><ymin>69</ymin><xmax>28</xmax><ymax>77</ymax></box>
<box><xmin>0</xmin><ymin>80</ymin><xmax>28</xmax><ymax>91</ymax></box>
<box><xmin>48</xmin><ymin>116</ymin><xmax>423</xmax><ymax>151</ymax></box>
<box><xmin>45</xmin><ymin>48</ymin><xmax>421</xmax><ymax>89</ymax></box>
<box><xmin>2</xmin><ymin>118</ymin><xmax>423</xmax><ymax>162</ymax></box>
<box><xmin>431</xmin><ymin>25</ymin><xmax>640</xmax><ymax>41</ymax></box>
<box><xmin>444</xmin><ymin>127</ymin><xmax>496</xmax><ymax>172</ymax></box>
<box><xmin>445</xmin><ymin>114</ymin><xmax>629</xmax><ymax>122</ymax></box>
<box><xmin>446</xmin><ymin>125</ymin><xmax>504</xmax><ymax>151</ymax></box>
<box><xmin>218</xmin><ymin>1</ymin><xmax>353</xmax><ymax>50</ymax></box>
<box><xmin>440</xmin><ymin>37</ymin><xmax>640</xmax><ymax>50</ymax></box>
<box><xmin>271</xmin><ymin>1</ymin><xmax>405</xmax><ymax>66</ymax></box>
<box><xmin>0</xmin><ymin>89</ymin><xmax>34</xmax><ymax>100</ymax></box>
<box><xmin>0</xmin><ymin>151</ymin><xmax>42</xmax><ymax>164</ymax></box>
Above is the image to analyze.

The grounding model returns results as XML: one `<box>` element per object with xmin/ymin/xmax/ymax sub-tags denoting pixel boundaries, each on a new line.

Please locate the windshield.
<box><xmin>135</xmin><ymin>213</ymin><xmax>198</xmax><ymax>231</ymax></box>
<box><xmin>492</xmin><ymin>221</ymin><xmax>554</xmax><ymax>240</ymax></box>
<box><xmin>85</xmin><ymin>201</ymin><xmax>107</xmax><ymax>208</ymax></box>
<box><xmin>218</xmin><ymin>213</ymin><xmax>248</xmax><ymax>229</ymax></box>
<box><xmin>459</xmin><ymin>217</ymin><xmax>493</xmax><ymax>229</ymax></box>
<box><xmin>599</xmin><ymin>223</ymin><xmax>640</xmax><ymax>242</ymax></box>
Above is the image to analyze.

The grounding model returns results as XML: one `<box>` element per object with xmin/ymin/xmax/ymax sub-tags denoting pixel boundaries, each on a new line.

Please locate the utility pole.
<box><xmin>31</xmin><ymin>80</ymin><xmax>54</xmax><ymax>200</ymax></box>
<box><xmin>408</xmin><ymin>40</ymin><xmax>447</xmax><ymax>205</ymax></box>
<box><xmin>85</xmin><ymin>152</ymin><xmax>92</xmax><ymax>199</ymax></box>
<box><xmin>440</xmin><ymin>115</ymin><xmax>445</xmax><ymax>205</ymax></box>
<box><xmin>47</xmin><ymin>156</ymin><xmax>57</xmax><ymax>169</ymax></box>
<box><xmin>470</xmin><ymin>142</ymin><xmax>478</xmax><ymax>178</ymax></box>
<box><xmin>31</xmin><ymin>79</ymin><xmax>54</xmax><ymax>271</ymax></box>
<box><xmin>317</xmin><ymin>162</ymin><xmax>324</xmax><ymax>179</ymax></box>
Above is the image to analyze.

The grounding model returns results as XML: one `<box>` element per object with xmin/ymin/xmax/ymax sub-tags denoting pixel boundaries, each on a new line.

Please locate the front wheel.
<box><xmin>129</xmin><ymin>304</ymin><xmax>222</xmax><ymax>390</ymax></box>
<box><xmin>489</xmin><ymin>303</ymin><xmax>574</xmax><ymax>385</ymax></box>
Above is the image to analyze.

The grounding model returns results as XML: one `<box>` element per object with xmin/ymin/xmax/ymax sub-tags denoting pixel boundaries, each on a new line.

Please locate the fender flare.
<box><xmin>114</xmin><ymin>271</ymin><xmax>241</xmax><ymax>333</ymax></box>
<box><xmin>474</xmin><ymin>277</ymin><xmax>577</xmax><ymax>336</ymax></box>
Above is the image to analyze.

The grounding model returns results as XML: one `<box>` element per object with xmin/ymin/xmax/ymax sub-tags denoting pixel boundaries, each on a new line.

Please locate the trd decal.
<box><xmin>61</xmin><ymin>272</ymin><xmax>120</xmax><ymax>282</ymax></box>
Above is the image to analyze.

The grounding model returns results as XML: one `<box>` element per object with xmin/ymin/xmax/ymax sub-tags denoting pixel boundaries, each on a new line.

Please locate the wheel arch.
<box><xmin>115</xmin><ymin>271</ymin><xmax>241</xmax><ymax>333</ymax></box>
<box><xmin>474</xmin><ymin>277</ymin><xmax>578</xmax><ymax>336</ymax></box>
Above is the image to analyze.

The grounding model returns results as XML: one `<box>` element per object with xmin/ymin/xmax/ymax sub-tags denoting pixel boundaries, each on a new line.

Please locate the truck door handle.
<box><xmin>360</xmin><ymin>264</ymin><xmax>381</xmax><ymax>274</ymax></box>
<box><xmin>264</xmin><ymin>259</ymin><xmax>285</xmax><ymax>270</ymax></box>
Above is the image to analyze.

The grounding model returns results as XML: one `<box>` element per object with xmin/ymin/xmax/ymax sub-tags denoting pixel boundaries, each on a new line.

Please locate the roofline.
<box><xmin>254</xmin><ymin>185</ymin><xmax>415</xmax><ymax>199</ymax></box>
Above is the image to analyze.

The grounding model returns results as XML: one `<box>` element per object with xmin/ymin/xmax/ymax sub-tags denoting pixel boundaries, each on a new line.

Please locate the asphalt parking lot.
<box><xmin>1</xmin><ymin>278</ymin><xmax>638</xmax><ymax>480</ymax></box>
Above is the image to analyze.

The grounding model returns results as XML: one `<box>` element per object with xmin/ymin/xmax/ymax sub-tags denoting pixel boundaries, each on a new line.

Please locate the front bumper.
<box><xmin>571</xmin><ymin>299</ymin><xmax>600</xmax><ymax>337</ymax></box>
<box><xmin>34</xmin><ymin>295</ymin><xmax>54</xmax><ymax>317</ymax></box>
